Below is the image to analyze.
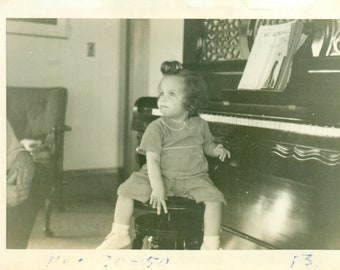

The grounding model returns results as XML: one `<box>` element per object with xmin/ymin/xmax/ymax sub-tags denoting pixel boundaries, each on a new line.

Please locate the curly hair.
<box><xmin>159</xmin><ymin>61</ymin><xmax>208</xmax><ymax>117</ymax></box>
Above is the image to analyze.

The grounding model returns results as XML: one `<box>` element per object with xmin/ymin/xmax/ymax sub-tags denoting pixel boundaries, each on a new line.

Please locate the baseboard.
<box><xmin>63</xmin><ymin>167</ymin><xmax>122</xmax><ymax>178</ymax></box>
<box><xmin>61</xmin><ymin>167</ymin><xmax>122</xmax><ymax>203</ymax></box>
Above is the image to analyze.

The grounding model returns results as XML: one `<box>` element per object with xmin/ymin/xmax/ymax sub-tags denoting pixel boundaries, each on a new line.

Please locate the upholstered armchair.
<box><xmin>7</xmin><ymin>86</ymin><xmax>71</xmax><ymax>237</ymax></box>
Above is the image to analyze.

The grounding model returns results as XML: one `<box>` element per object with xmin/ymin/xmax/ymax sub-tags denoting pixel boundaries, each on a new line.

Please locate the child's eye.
<box><xmin>169</xmin><ymin>91</ymin><xmax>176</xmax><ymax>96</ymax></box>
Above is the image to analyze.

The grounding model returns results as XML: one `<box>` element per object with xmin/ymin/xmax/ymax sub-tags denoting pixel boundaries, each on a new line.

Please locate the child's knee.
<box><xmin>204</xmin><ymin>201</ymin><xmax>222</xmax><ymax>208</ymax></box>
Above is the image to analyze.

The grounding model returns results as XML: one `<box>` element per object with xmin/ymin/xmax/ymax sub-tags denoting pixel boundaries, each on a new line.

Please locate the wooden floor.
<box><xmin>27</xmin><ymin>200</ymin><xmax>117</xmax><ymax>249</ymax></box>
<box><xmin>27</xmin><ymin>172</ymin><xmax>129</xmax><ymax>249</ymax></box>
<box><xmin>26</xmin><ymin>171</ymin><xmax>261</xmax><ymax>250</ymax></box>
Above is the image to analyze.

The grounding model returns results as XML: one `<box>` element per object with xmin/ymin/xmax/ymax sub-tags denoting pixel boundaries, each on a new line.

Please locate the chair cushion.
<box><xmin>7</xmin><ymin>87</ymin><xmax>67</xmax><ymax>141</ymax></box>
<box><xmin>135</xmin><ymin>196</ymin><xmax>205</xmax><ymax>213</ymax></box>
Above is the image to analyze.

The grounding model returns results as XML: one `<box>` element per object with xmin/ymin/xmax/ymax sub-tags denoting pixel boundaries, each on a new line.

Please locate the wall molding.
<box><xmin>63</xmin><ymin>167</ymin><xmax>122</xmax><ymax>178</ymax></box>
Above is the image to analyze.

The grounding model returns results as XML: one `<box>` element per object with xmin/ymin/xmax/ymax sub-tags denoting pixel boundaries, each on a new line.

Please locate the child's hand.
<box><xmin>213</xmin><ymin>144</ymin><xmax>231</xmax><ymax>161</ymax></box>
<box><xmin>150</xmin><ymin>187</ymin><xmax>168</xmax><ymax>215</ymax></box>
<box><xmin>20</xmin><ymin>139</ymin><xmax>42</xmax><ymax>152</ymax></box>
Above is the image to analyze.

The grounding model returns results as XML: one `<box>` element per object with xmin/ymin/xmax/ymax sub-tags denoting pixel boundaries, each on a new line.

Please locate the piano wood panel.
<box><xmin>212</xmin><ymin>135</ymin><xmax>340</xmax><ymax>249</ymax></box>
<box><xmin>182</xmin><ymin>20</ymin><xmax>340</xmax><ymax>248</ymax></box>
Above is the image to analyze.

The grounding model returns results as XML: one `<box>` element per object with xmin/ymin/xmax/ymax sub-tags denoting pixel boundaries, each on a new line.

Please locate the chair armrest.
<box><xmin>53</xmin><ymin>125</ymin><xmax>72</xmax><ymax>132</ymax></box>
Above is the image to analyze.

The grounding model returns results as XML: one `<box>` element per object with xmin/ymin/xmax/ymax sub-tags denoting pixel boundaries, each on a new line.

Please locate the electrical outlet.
<box><xmin>87</xmin><ymin>42</ymin><xmax>95</xmax><ymax>57</ymax></box>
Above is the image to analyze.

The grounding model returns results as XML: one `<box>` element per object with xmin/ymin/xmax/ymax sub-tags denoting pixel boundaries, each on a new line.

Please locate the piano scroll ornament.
<box><xmin>270</xmin><ymin>143</ymin><xmax>340</xmax><ymax>166</ymax></box>
<box><xmin>327</xmin><ymin>27</ymin><xmax>340</xmax><ymax>56</ymax></box>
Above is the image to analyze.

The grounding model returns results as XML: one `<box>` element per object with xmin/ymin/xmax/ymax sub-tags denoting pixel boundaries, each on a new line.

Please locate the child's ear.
<box><xmin>187</xmin><ymin>99</ymin><xmax>199</xmax><ymax>116</ymax></box>
<box><xmin>189</xmin><ymin>99</ymin><xmax>198</xmax><ymax>109</ymax></box>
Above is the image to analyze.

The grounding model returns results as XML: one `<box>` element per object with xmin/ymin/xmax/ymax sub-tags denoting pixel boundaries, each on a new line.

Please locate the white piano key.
<box><xmin>152</xmin><ymin>108</ymin><xmax>162</xmax><ymax>116</ymax></box>
<box><xmin>195</xmin><ymin>112</ymin><xmax>340</xmax><ymax>138</ymax></box>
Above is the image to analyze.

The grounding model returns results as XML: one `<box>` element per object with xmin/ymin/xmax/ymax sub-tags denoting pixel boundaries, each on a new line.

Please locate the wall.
<box><xmin>122</xmin><ymin>19</ymin><xmax>185</xmax><ymax>178</ymax></box>
<box><xmin>6</xmin><ymin>19</ymin><xmax>184</xmax><ymax>171</ymax></box>
<box><xmin>148</xmin><ymin>19</ymin><xmax>184</xmax><ymax>96</ymax></box>
<box><xmin>6</xmin><ymin>19</ymin><xmax>125</xmax><ymax>171</ymax></box>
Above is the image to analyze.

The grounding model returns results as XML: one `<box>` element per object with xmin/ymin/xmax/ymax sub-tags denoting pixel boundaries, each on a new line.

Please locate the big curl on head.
<box><xmin>160</xmin><ymin>61</ymin><xmax>208</xmax><ymax>117</ymax></box>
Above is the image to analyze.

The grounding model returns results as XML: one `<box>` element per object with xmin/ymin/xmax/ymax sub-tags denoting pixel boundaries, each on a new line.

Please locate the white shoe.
<box><xmin>200</xmin><ymin>242</ymin><xmax>220</xmax><ymax>250</ymax></box>
<box><xmin>200</xmin><ymin>236</ymin><xmax>220</xmax><ymax>250</ymax></box>
<box><xmin>96</xmin><ymin>232</ymin><xmax>131</xmax><ymax>249</ymax></box>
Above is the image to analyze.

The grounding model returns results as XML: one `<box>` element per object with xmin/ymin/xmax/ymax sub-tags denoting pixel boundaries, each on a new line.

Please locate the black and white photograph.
<box><xmin>1</xmin><ymin>1</ymin><xmax>340</xmax><ymax>270</ymax></box>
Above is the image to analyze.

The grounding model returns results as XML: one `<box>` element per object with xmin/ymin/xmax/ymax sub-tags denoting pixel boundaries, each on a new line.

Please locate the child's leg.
<box><xmin>201</xmin><ymin>201</ymin><xmax>222</xmax><ymax>250</ymax></box>
<box><xmin>96</xmin><ymin>195</ymin><xmax>134</xmax><ymax>249</ymax></box>
<box><xmin>114</xmin><ymin>195</ymin><xmax>134</xmax><ymax>225</ymax></box>
<box><xmin>203</xmin><ymin>201</ymin><xmax>222</xmax><ymax>235</ymax></box>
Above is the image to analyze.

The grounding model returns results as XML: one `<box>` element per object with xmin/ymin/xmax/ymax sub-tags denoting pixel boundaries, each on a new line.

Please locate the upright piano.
<box><xmin>132</xmin><ymin>19</ymin><xmax>340</xmax><ymax>249</ymax></box>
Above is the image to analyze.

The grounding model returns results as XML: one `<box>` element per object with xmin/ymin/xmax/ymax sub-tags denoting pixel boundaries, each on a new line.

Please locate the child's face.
<box><xmin>158</xmin><ymin>76</ymin><xmax>188</xmax><ymax>121</ymax></box>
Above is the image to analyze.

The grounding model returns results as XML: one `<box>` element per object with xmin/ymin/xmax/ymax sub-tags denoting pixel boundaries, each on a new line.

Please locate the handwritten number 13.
<box><xmin>290</xmin><ymin>254</ymin><xmax>313</xmax><ymax>268</ymax></box>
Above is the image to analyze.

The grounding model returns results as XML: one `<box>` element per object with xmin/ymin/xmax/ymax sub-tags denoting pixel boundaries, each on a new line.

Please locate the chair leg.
<box><xmin>43</xmin><ymin>170</ymin><xmax>65</xmax><ymax>237</ymax></box>
<box><xmin>132</xmin><ymin>232</ymin><xmax>145</xmax><ymax>249</ymax></box>
<box><xmin>175</xmin><ymin>239</ymin><xmax>185</xmax><ymax>250</ymax></box>
<box><xmin>43</xmin><ymin>198</ymin><xmax>54</xmax><ymax>237</ymax></box>
<box><xmin>150</xmin><ymin>237</ymin><xmax>178</xmax><ymax>250</ymax></box>
<box><xmin>55</xmin><ymin>173</ymin><xmax>65</xmax><ymax>212</ymax></box>
<box><xmin>184</xmin><ymin>236</ymin><xmax>202</xmax><ymax>250</ymax></box>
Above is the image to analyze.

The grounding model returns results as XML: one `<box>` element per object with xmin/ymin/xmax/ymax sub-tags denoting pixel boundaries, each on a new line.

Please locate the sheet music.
<box><xmin>238</xmin><ymin>20</ymin><xmax>303</xmax><ymax>90</ymax></box>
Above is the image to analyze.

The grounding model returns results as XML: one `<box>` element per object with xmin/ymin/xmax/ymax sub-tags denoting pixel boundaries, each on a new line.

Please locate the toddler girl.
<box><xmin>97</xmin><ymin>60</ymin><xmax>230</xmax><ymax>250</ymax></box>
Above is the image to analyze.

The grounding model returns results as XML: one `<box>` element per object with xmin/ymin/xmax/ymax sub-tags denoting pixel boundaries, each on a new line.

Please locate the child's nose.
<box><xmin>159</xmin><ymin>95</ymin><xmax>166</xmax><ymax>102</ymax></box>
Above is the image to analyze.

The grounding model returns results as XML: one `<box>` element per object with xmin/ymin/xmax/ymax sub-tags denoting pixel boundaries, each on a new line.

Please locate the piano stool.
<box><xmin>132</xmin><ymin>196</ymin><xmax>205</xmax><ymax>250</ymax></box>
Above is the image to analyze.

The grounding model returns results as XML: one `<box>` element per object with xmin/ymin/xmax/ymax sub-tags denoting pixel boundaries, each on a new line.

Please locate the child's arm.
<box><xmin>202</xmin><ymin>120</ymin><xmax>231</xmax><ymax>161</ymax></box>
<box><xmin>146</xmin><ymin>151</ymin><xmax>168</xmax><ymax>215</ymax></box>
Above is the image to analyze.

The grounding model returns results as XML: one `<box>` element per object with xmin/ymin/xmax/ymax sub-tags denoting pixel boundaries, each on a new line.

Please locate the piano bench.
<box><xmin>132</xmin><ymin>196</ymin><xmax>204</xmax><ymax>250</ymax></box>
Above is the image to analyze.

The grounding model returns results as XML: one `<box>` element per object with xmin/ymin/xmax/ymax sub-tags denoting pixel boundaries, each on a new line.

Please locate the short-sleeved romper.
<box><xmin>117</xmin><ymin>116</ymin><xmax>226</xmax><ymax>204</ymax></box>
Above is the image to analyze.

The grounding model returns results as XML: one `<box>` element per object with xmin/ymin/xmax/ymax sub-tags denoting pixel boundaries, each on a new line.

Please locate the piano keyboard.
<box><xmin>151</xmin><ymin>108</ymin><xmax>340</xmax><ymax>138</ymax></box>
